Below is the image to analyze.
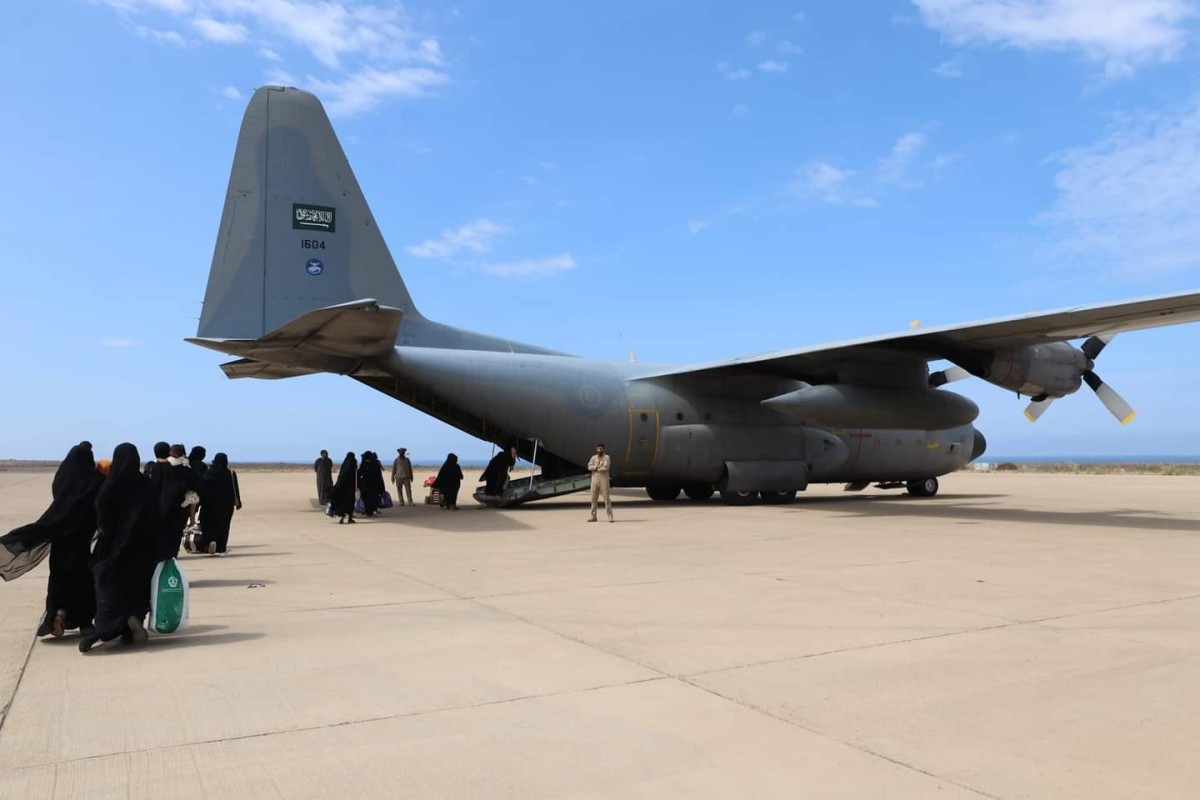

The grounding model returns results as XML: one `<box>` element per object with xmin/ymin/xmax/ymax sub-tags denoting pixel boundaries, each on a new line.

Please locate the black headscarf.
<box><xmin>90</xmin><ymin>443</ymin><xmax>160</xmax><ymax>641</ymax></box>
<box><xmin>201</xmin><ymin>453</ymin><xmax>237</xmax><ymax>511</ymax></box>
<box><xmin>330</xmin><ymin>452</ymin><xmax>358</xmax><ymax>514</ymax></box>
<box><xmin>95</xmin><ymin>443</ymin><xmax>145</xmax><ymax>531</ymax></box>
<box><xmin>335</xmin><ymin>452</ymin><xmax>357</xmax><ymax>489</ymax></box>
<box><xmin>1</xmin><ymin>444</ymin><xmax>104</xmax><ymax>581</ymax></box>
<box><xmin>435</xmin><ymin>453</ymin><xmax>463</xmax><ymax>488</ymax></box>
<box><xmin>188</xmin><ymin>446</ymin><xmax>208</xmax><ymax>476</ymax></box>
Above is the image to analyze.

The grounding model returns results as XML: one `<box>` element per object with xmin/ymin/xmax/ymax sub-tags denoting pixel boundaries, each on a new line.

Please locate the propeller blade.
<box><xmin>1081</xmin><ymin>333</ymin><xmax>1116</xmax><ymax>361</ymax></box>
<box><xmin>929</xmin><ymin>365</ymin><xmax>970</xmax><ymax>388</ymax></box>
<box><xmin>1023</xmin><ymin>397</ymin><xmax>1054</xmax><ymax>422</ymax></box>
<box><xmin>1083</xmin><ymin>371</ymin><xmax>1136</xmax><ymax>424</ymax></box>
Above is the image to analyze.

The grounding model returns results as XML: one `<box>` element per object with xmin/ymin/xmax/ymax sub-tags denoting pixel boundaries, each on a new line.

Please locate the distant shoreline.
<box><xmin>4</xmin><ymin>459</ymin><xmax>1200</xmax><ymax>476</ymax></box>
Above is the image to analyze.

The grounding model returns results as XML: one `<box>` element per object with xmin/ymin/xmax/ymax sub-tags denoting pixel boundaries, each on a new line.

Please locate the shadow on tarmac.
<box><xmin>83</xmin><ymin>625</ymin><xmax>266</xmax><ymax>655</ymax></box>
<box><xmin>190</xmin><ymin>578</ymin><xmax>275</xmax><ymax>589</ymax></box>
<box><xmin>790</xmin><ymin>494</ymin><xmax>1200</xmax><ymax>533</ymax></box>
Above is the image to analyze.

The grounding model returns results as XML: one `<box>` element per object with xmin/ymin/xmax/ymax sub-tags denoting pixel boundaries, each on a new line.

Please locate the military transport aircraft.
<box><xmin>189</xmin><ymin>86</ymin><xmax>1200</xmax><ymax>506</ymax></box>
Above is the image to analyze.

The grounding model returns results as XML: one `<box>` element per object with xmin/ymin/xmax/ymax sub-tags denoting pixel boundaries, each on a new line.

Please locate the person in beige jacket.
<box><xmin>391</xmin><ymin>448</ymin><xmax>415</xmax><ymax>507</ymax></box>
<box><xmin>587</xmin><ymin>443</ymin><xmax>613</xmax><ymax>522</ymax></box>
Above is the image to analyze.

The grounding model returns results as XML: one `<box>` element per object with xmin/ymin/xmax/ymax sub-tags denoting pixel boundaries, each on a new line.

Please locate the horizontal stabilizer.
<box><xmin>220</xmin><ymin>359</ymin><xmax>320</xmax><ymax>380</ymax></box>
<box><xmin>188</xmin><ymin>299</ymin><xmax>402</xmax><ymax>377</ymax></box>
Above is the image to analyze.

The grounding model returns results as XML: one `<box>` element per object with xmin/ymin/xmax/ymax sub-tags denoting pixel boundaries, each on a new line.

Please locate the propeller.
<box><xmin>929</xmin><ymin>365</ymin><xmax>971</xmax><ymax>388</ymax></box>
<box><xmin>1023</xmin><ymin>334</ymin><xmax>1136</xmax><ymax>424</ymax></box>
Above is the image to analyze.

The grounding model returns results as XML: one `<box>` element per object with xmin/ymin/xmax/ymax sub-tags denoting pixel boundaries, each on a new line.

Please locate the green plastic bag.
<box><xmin>149</xmin><ymin>558</ymin><xmax>189</xmax><ymax>634</ymax></box>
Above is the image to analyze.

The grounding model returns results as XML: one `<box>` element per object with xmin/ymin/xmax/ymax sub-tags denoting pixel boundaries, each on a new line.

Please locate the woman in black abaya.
<box><xmin>80</xmin><ymin>443</ymin><xmax>161</xmax><ymax>652</ymax></box>
<box><xmin>1</xmin><ymin>444</ymin><xmax>105</xmax><ymax>637</ymax></box>
<box><xmin>199</xmin><ymin>454</ymin><xmax>241</xmax><ymax>555</ymax></box>
<box><xmin>358</xmin><ymin>451</ymin><xmax>386</xmax><ymax>516</ymax></box>
<box><xmin>434</xmin><ymin>453</ymin><xmax>464</xmax><ymax>510</ymax></box>
<box><xmin>330</xmin><ymin>452</ymin><xmax>358</xmax><ymax>524</ymax></box>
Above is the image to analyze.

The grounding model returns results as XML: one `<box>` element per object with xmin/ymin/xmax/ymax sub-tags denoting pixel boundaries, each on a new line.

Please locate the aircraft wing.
<box><xmin>634</xmin><ymin>290</ymin><xmax>1200</xmax><ymax>381</ymax></box>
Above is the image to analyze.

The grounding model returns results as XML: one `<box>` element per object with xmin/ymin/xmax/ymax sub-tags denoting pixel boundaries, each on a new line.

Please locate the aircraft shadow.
<box><xmin>339</xmin><ymin>508</ymin><xmax>535</xmax><ymax>533</ymax></box>
<box><xmin>791</xmin><ymin>495</ymin><xmax>1200</xmax><ymax>533</ymax></box>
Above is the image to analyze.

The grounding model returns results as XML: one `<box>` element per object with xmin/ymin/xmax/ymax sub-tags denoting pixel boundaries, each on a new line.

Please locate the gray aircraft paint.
<box><xmin>190</xmin><ymin>86</ymin><xmax>1200</xmax><ymax>502</ymax></box>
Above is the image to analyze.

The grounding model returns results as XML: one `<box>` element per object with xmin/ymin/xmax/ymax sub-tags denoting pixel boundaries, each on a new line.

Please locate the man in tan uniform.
<box><xmin>587</xmin><ymin>443</ymin><xmax>613</xmax><ymax>522</ymax></box>
<box><xmin>392</xmin><ymin>447</ymin><xmax>415</xmax><ymax>506</ymax></box>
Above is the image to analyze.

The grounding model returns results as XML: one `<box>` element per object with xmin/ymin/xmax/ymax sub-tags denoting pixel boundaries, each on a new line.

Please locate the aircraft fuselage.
<box><xmin>359</xmin><ymin>347</ymin><xmax>982</xmax><ymax>491</ymax></box>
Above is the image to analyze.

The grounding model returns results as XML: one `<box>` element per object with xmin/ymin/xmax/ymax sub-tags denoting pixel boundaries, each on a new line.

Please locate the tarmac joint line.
<box><xmin>0</xmin><ymin>631</ymin><xmax>36</xmax><ymax>736</ymax></box>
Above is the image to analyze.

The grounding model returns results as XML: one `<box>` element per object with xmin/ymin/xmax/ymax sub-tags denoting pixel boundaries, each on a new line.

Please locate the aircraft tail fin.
<box><xmin>188</xmin><ymin>298</ymin><xmax>402</xmax><ymax>377</ymax></box>
<box><xmin>196</xmin><ymin>86</ymin><xmax>418</xmax><ymax>341</ymax></box>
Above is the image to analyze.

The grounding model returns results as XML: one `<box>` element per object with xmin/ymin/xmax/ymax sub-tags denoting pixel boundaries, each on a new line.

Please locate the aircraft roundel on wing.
<box><xmin>187</xmin><ymin>86</ymin><xmax>1200</xmax><ymax>506</ymax></box>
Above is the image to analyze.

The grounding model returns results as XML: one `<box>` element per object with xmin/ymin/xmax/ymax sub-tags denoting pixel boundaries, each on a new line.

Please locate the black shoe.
<box><xmin>126</xmin><ymin>615</ymin><xmax>149</xmax><ymax>645</ymax></box>
<box><xmin>79</xmin><ymin>632</ymin><xmax>100</xmax><ymax>653</ymax></box>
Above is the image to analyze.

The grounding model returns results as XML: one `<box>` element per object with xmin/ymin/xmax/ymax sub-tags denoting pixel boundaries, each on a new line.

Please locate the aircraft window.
<box><xmin>676</xmin><ymin>412</ymin><xmax>684</xmax><ymax>421</ymax></box>
<box><xmin>640</xmin><ymin>413</ymin><xmax>649</xmax><ymax>422</ymax></box>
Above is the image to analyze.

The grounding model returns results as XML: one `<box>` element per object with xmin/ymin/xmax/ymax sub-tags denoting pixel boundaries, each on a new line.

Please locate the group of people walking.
<box><xmin>0</xmin><ymin>440</ymin><xmax>243</xmax><ymax>652</ymax></box>
<box><xmin>314</xmin><ymin>447</ymin><xmax>416</xmax><ymax>524</ymax></box>
<box><xmin>311</xmin><ymin>442</ymin><xmax>612</xmax><ymax>519</ymax></box>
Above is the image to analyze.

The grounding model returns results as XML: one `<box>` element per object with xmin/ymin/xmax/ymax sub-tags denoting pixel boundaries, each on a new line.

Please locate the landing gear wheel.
<box><xmin>906</xmin><ymin>477</ymin><xmax>939</xmax><ymax>498</ymax></box>
<box><xmin>759</xmin><ymin>490</ymin><xmax>797</xmax><ymax>505</ymax></box>
<box><xmin>683</xmin><ymin>484</ymin><xmax>714</xmax><ymax>502</ymax></box>
<box><xmin>720</xmin><ymin>489</ymin><xmax>759</xmax><ymax>506</ymax></box>
<box><xmin>645</xmin><ymin>484</ymin><xmax>682</xmax><ymax>502</ymax></box>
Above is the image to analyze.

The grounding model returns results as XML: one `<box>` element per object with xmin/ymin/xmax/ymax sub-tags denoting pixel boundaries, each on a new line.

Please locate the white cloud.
<box><xmin>308</xmin><ymin>66</ymin><xmax>450</xmax><ymax>116</ymax></box>
<box><xmin>264</xmin><ymin>67</ymin><xmax>297</xmax><ymax>86</ymax></box>
<box><xmin>133</xmin><ymin>24</ymin><xmax>185</xmax><ymax>45</ymax></box>
<box><xmin>685</xmin><ymin>205</ymin><xmax>746</xmax><ymax>236</ymax></box>
<box><xmin>214</xmin><ymin>0</ymin><xmax>444</xmax><ymax>69</ymax></box>
<box><xmin>717</xmin><ymin>61</ymin><xmax>752</xmax><ymax>80</ymax></box>
<box><xmin>192</xmin><ymin>16</ymin><xmax>249</xmax><ymax>43</ymax></box>
<box><xmin>878</xmin><ymin>131</ymin><xmax>929</xmax><ymax>183</ymax></box>
<box><xmin>221</xmin><ymin>85</ymin><xmax>242</xmax><ymax>100</ymax></box>
<box><xmin>480</xmin><ymin>254</ymin><xmax>577</xmax><ymax>279</ymax></box>
<box><xmin>778</xmin><ymin>40</ymin><xmax>803</xmax><ymax>55</ymax></box>
<box><xmin>746</xmin><ymin>30</ymin><xmax>768</xmax><ymax>46</ymax></box>
<box><xmin>757</xmin><ymin>59</ymin><xmax>789</xmax><ymax>73</ymax></box>
<box><xmin>912</xmin><ymin>0</ymin><xmax>1196</xmax><ymax>78</ymax></box>
<box><xmin>791</xmin><ymin>161</ymin><xmax>874</xmax><ymax>206</ymax></box>
<box><xmin>791</xmin><ymin>130</ymin><xmax>948</xmax><ymax>207</ymax></box>
<box><xmin>100</xmin><ymin>337</ymin><xmax>140</xmax><ymax>348</ymax></box>
<box><xmin>732</xmin><ymin>103</ymin><xmax>748</xmax><ymax>116</ymax></box>
<box><xmin>792</xmin><ymin>12</ymin><xmax>806</xmax><ymax>23</ymax></box>
<box><xmin>97</xmin><ymin>0</ymin><xmax>450</xmax><ymax>116</ymax></box>
<box><xmin>1041</xmin><ymin>98</ymin><xmax>1200</xmax><ymax>275</ymax></box>
<box><xmin>406</xmin><ymin>218</ymin><xmax>509</xmax><ymax>259</ymax></box>
<box><xmin>933</xmin><ymin>57</ymin><xmax>964</xmax><ymax>77</ymax></box>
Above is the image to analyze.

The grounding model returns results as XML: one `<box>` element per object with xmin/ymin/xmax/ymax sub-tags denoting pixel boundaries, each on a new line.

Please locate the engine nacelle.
<box><xmin>984</xmin><ymin>343</ymin><xmax>1087</xmax><ymax>398</ymax></box>
<box><xmin>762</xmin><ymin>383</ymin><xmax>979</xmax><ymax>430</ymax></box>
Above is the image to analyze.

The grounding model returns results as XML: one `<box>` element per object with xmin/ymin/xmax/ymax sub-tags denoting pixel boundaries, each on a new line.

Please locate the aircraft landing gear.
<box><xmin>759</xmin><ymin>490</ymin><xmax>797</xmax><ymax>505</ymax></box>
<box><xmin>645</xmin><ymin>484</ymin><xmax>682</xmax><ymax>502</ymax></box>
<box><xmin>720</xmin><ymin>489</ymin><xmax>759</xmax><ymax>505</ymax></box>
<box><xmin>683</xmin><ymin>483</ymin><xmax>714</xmax><ymax>501</ymax></box>
<box><xmin>906</xmin><ymin>477</ymin><xmax>939</xmax><ymax>498</ymax></box>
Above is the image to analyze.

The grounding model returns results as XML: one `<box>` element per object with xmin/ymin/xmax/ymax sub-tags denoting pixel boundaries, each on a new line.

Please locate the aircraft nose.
<box><xmin>971</xmin><ymin>429</ymin><xmax>987</xmax><ymax>461</ymax></box>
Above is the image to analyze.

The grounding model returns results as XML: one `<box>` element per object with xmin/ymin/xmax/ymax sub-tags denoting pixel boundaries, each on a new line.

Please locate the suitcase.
<box><xmin>379</xmin><ymin>491</ymin><xmax>393</xmax><ymax>509</ymax></box>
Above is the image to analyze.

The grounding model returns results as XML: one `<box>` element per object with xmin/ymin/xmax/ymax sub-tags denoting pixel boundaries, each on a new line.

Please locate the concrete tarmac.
<box><xmin>1</xmin><ymin>470</ymin><xmax>1198</xmax><ymax>799</ymax></box>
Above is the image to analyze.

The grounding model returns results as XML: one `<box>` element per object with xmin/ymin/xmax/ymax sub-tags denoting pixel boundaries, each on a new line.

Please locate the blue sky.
<box><xmin>4</xmin><ymin>0</ymin><xmax>1200</xmax><ymax>462</ymax></box>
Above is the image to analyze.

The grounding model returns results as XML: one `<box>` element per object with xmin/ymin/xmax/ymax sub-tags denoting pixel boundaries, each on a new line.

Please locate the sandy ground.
<box><xmin>1</xmin><ymin>470</ymin><xmax>1198</xmax><ymax>799</ymax></box>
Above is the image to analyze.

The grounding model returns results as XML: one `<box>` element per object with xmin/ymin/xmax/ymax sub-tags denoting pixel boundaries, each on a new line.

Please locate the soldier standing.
<box><xmin>587</xmin><ymin>443</ymin><xmax>613</xmax><ymax>523</ymax></box>
<box><xmin>392</xmin><ymin>447</ymin><xmax>415</xmax><ymax>507</ymax></box>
